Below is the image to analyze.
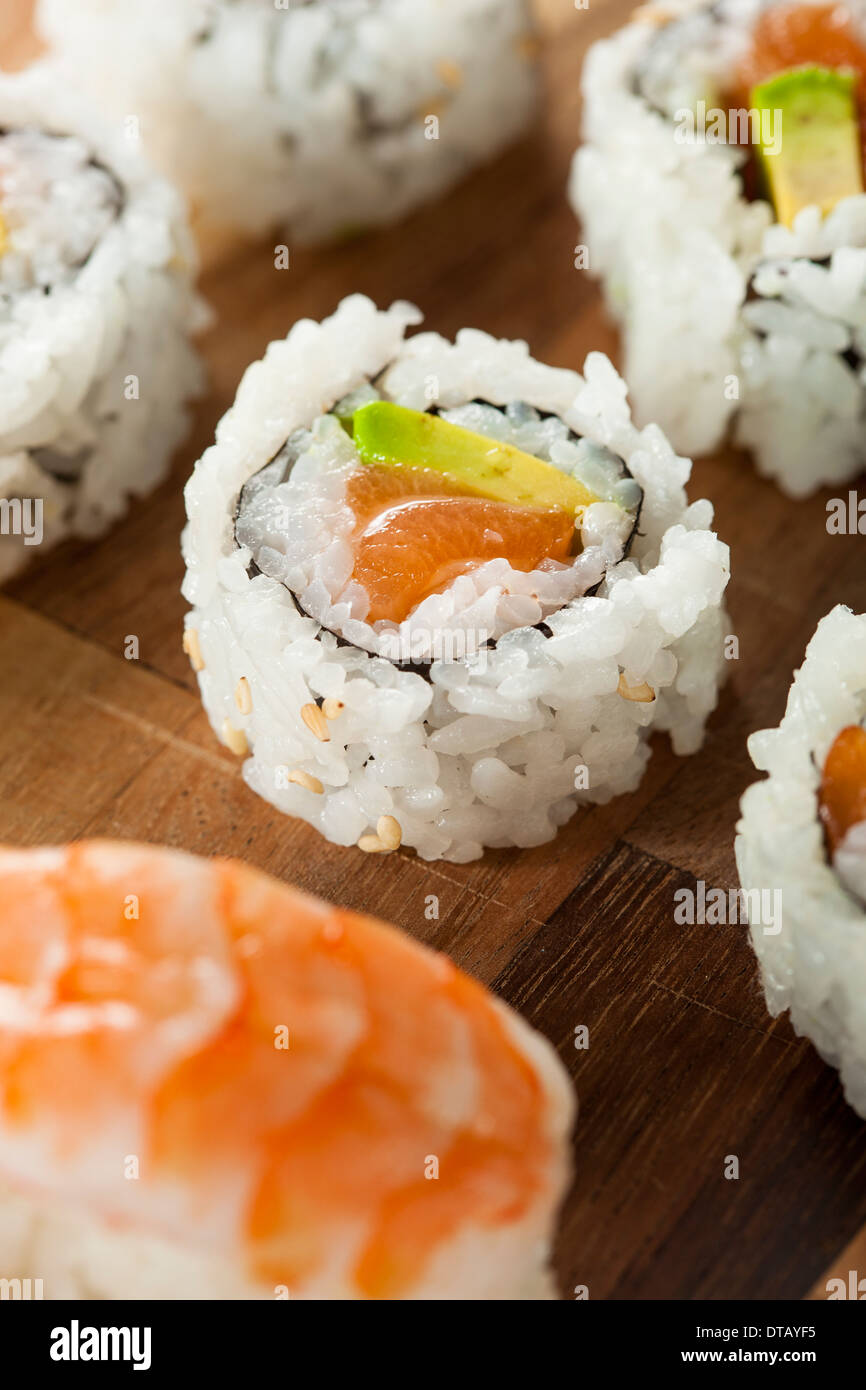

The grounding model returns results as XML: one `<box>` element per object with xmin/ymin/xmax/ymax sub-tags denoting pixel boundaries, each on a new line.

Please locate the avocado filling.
<box><xmin>750</xmin><ymin>64</ymin><xmax>863</xmax><ymax>226</ymax></box>
<box><xmin>637</xmin><ymin>0</ymin><xmax>866</xmax><ymax>227</ymax></box>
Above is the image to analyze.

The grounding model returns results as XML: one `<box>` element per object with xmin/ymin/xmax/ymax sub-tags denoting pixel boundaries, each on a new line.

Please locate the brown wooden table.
<box><xmin>2</xmin><ymin>0</ymin><xmax>865</xmax><ymax>1300</ymax></box>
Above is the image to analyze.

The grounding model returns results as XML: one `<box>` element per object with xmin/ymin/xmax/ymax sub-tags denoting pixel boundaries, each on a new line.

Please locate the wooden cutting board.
<box><xmin>2</xmin><ymin>0</ymin><xmax>865</xmax><ymax>1301</ymax></box>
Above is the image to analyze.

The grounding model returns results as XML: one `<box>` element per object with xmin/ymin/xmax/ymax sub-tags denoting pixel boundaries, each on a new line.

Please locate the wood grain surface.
<box><xmin>2</xmin><ymin>0</ymin><xmax>866</xmax><ymax>1301</ymax></box>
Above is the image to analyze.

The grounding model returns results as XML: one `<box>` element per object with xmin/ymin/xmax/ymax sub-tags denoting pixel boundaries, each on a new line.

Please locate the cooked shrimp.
<box><xmin>0</xmin><ymin>841</ymin><xmax>573</xmax><ymax>1300</ymax></box>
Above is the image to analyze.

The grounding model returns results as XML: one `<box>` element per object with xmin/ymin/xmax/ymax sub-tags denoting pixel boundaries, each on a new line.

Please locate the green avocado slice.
<box><xmin>350</xmin><ymin>401</ymin><xmax>599</xmax><ymax>517</ymax></box>
<box><xmin>751</xmin><ymin>65</ymin><xmax>864</xmax><ymax>227</ymax></box>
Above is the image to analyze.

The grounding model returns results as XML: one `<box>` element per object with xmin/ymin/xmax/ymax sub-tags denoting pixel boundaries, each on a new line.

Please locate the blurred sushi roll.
<box><xmin>0</xmin><ymin>69</ymin><xmax>205</xmax><ymax>582</ymax></box>
<box><xmin>571</xmin><ymin>0</ymin><xmax>866</xmax><ymax>497</ymax></box>
<box><xmin>36</xmin><ymin>0</ymin><xmax>539</xmax><ymax>244</ymax></box>
<box><xmin>736</xmin><ymin>606</ymin><xmax>866</xmax><ymax>1116</ymax></box>
<box><xmin>0</xmin><ymin>839</ymin><xmax>573</xmax><ymax>1300</ymax></box>
<box><xmin>182</xmin><ymin>295</ymin><xmax>730</xmax><ymax>863</ymax></box>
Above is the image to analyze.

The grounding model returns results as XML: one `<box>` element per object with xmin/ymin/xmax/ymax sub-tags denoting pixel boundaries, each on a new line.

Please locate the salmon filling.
<box><xmin>818</xmin><ymin>723</ymin><xmax>866</xmax><ymax>907</ymax></box>
<box><xmin>346</xmin><ymin>464</ymin><xmax>575</xmax><ymax>625</ymax></box>
<box><xmin>819</xmin><ymin>723</ymin><xmax>866</xmax><ymax>856</ymax></box>
<box><xmin>235</xmin><ymin>391</ymin><xmax>641</xmax><ymax>662</ymax></box>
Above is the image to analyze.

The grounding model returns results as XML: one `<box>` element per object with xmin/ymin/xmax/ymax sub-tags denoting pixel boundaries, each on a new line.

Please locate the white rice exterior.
<box><xmin>36</xmin><ymin>0</ymin><xmax>538</xmax><ymax>243</ymax></box>
<box><xmin>735</xmin><ymin>606</ymin><xmax>866</xmax><ymax>1118</ymax></box>
<box><xmin>182</xmin><ymin>295</ymin><xmax>730</xmax><ymax>864</ymax></box>
<box><xmin>570</xmin><ymin>0</ymin><xmax>866</xmax><ymax>497</ymax></box>
<box><xmin>0</xmin><ymin>67</ymin><xmax>205</xmax><ymax>582</ymax></box>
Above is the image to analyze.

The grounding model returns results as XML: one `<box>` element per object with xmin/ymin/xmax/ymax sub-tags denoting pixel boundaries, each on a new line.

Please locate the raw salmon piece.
<box><xmin>819</xmin><ymin>724</ymin><xmax>866</xmax><ymax>855</ymax></box>
<box><xmin>346</xmin><ymin>464</ymin><xmax>575</xmax><ymax>625</ymax></box>
<box><xmin>346</xmin><ymin>459</ymin><xmax>477</xmax><ymax>521</ymax></box>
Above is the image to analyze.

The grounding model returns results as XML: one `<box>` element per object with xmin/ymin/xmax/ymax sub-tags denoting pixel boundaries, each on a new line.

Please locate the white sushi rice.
<box><xmin>235</xmin><ymin>394</ymin><xmax>641</xmax><ymax>662</ymax></box>
<box><xmin>835</xmin><ymin>820</ymin><xmax>866</xmax><ymax>904</ymax></box>
<box><xmin>36</xmin><ymin>0</ymin><xmax>538</xmax><ymax>244</ymax></box>
<box><xmin>570</xmin><ymin>0</ymin><xmax>866</xmax><ymax>497</ymax></box>
<box><xmin>182</xmin><ymin>296</ymin><xmax>730</xmax><ymax>863</ymax></box>
<box><xmin>0</xmin><ymin>131</ymin><xmax>118</xmax><ymax>292</ymax></box>
<box><xmin>0</xmin><ymin>68</ymin><xmax>205</xmax><ymax>582</ymax></box>
<box><xmin>735</xmin><ymin>606</ymin><xmax>866</xmax><ymax>1117</ymax></box>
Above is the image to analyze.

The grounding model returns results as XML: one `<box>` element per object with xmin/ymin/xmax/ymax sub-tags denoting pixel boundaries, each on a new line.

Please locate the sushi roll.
<box><xmin>736</xmin><ymin>606</ymin><xmax>866</xmax><ymax>1116</ymax></box>
<box><xmin>182</xmin><ymin>295</ymin><xmax>730</xmax><ymax>863</ymax></box>
<box><xmin>0</xmin><ymin>69</ymin><xmax>205</xmax><ymax>582</ymax></box>
<box><xmin>571</xmin><ymin>0</ymin><xmax>866</xmax><ymax>497</ymax></box>
<box><xmin>0</xmin><ymin>839</ymin><xmax>573</xmax><ymax>1300</ymax></box>
<box><xmin>35</xmin><ymin>0</ymin><xmax>539</xmax><ymax>244</ymax></box>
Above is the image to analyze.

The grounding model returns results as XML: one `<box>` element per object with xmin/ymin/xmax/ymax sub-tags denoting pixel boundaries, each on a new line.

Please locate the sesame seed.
<box><xmin>376</xmin><ymin>815</ymin><xmax>402</xmax><ymax>851</ymax></box>
<box><xmin>234</xmin><ymin>676</ymin><xmax>252</xmax><ymax>714</ymax></box>
<box><xmin>287</xmin><ymin>768</ymin><xmax>324</xmax><ymax>795</ymax></box>
<box><xmin>301</xmin><ymin>702</ymin><xmax>330</xmax><ymax>742</ymax></box>
<box><xmin>322</xmin><ymin>697</ymin><xmax>345</xmax><ymax>720</ymax></box>
<box><xmin>358</xmin><ymin>834</ymin><xmax>387</xmax><ymax>854</ymax></box>
<box><xmin>222</xmin><ymin>719</ymin><xmax>249</xmax><ymax>756</ymax></box>
<box><xmin>182</xmin><ymin>627</ymin><xmax>204</xmax><ymax>672</ymax></box>
<box><xmin>617</xmin><ymin>672</ymin><xmax>656</xmax><ymax>703</ymax></box>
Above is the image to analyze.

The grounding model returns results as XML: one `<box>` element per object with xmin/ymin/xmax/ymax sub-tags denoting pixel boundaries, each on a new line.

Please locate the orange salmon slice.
<box><xmin>346</xmin><ymin>464</ymin><xmax>575</xmax><ymax>625</ymax></box>
<box><xmin>819</xmin><ymin>724</ymin><xmax>866</xmax><ymax>855</ymax></box>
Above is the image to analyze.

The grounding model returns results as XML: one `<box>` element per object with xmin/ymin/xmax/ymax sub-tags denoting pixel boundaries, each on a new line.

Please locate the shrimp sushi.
<box><xmin>572</xmin><ymin>0</ymin><xmax>866</xmax><ymax>496</ymax></box>
<box><xmin>182</xmin><ymin>295</ymin><xmax>730</xmax><ymax>863</ymax></box>
<box><xmin>35</xmin><ymin>0</ymin><xmax>539</xmax><ymax>244</ymax></box>
<box><xmin>0</xmin><ymin>839</ymin><xmax>573</xmax><ymax>1300</ymax></box>
<box><xmin>736</xmin><ymin>606</ymin><xmax>866</xmax><ymax>1116</ymax></box>
<box><xmin>0</xmin><ymin>68</ymin><xmax>205</xmax><ymax>581</ymax></box>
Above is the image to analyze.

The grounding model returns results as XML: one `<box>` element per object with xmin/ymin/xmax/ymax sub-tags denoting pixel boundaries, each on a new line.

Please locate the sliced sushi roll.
<box><xmin>0</xmin><ymin>69</ymin><xmax>205</xmax><ymax>582</ymax></box>
<box><xmin>571</xmin><ymin>0</ymin><xmax>866</xmax><ymax>496</ymax></box>
<box><xmin>0</xmin><ymin>839</ymin><xmax>573</xmax><ymax>1300</ymax></box>
<box><xmin>736</xmin><ymin>606</ymin><xmax>866</xmax><ymax>1116</ymax></box>
<box><xmin>36</xmin><ymin>0</ymin><xmax>538</xmax><ymax>244</ymax></box>
<box><xmin>182</xmin><ymin>295</ymin><xmax>730</xmax><ymax>863</ymax></box>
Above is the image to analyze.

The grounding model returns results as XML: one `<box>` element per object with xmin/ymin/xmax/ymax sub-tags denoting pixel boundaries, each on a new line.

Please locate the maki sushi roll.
<box><xmin>182</xmin><ymin>295</ymin><xmax>730</xmax><ymax>863</ymax></box>
<box><xmin>736</xmin><ymin>606</ymin><xmax>866</xmax><ymax>1116</ymax></box>
<box><xmin>572</xmin><ymin>0</ymin><xmax>866</xmax><ymax>496</ymax></box>
<box><xmin>36</xmin><ymin>0</ymin><xmax>539</xmax><ymax>243</ymax></box>
<box><xmin>0</xmin><ymin>69</ymin><xmax>205</xmax><ymax>581</ymax></box>
<box><xmin>0</xmin><ymin>839</ymin><xmax>573</xmax><ymax>1300</ymax></box>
